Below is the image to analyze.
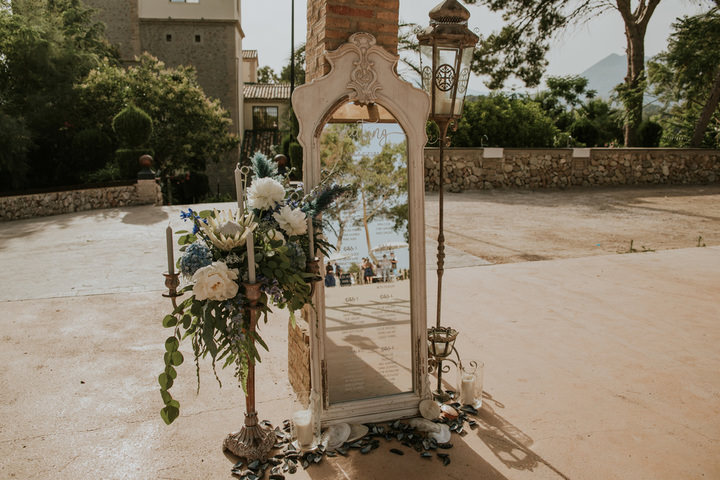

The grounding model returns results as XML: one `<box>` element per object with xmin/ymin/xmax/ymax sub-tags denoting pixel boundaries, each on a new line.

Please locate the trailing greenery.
<box><xmin>159</xmin><ymin>153</ymin><xmax>350</xmax><ymax>424</ymax></box>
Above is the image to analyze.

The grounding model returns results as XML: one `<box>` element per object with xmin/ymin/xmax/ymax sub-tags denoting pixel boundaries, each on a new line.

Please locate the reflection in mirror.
<box><xmin>319</xmin><ymin>107</ymin><xmax>412</xmax><ymax>405</ymax></box>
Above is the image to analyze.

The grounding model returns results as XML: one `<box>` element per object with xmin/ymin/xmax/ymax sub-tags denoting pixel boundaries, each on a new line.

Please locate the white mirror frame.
<box><xmin>292</xmin><ymin>32</ymin><xmax>431</xmax><ymax>425</ymax></box>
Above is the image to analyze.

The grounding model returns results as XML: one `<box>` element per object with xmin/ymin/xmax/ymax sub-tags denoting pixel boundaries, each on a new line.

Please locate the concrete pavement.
<box><xmin>1</xmin><ymin>195</ymin><xmax>719</xmax><ymax>479</ymax></box>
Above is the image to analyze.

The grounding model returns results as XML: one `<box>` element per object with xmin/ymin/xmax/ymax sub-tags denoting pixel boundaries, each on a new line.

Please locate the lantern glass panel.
<box><xmin>454</xmin><ymin>47</ymin><xmax>474</xmax><ymax>116</ymax></box>
<box><xmin>419</xmin><ymin>44</ymin><xmax>433</xmax><ymax>94</ymax></box>
<box><xmin>434</xmin><ymin>47</ymin><xmax>459</xmax><ymax>115</ymax></box>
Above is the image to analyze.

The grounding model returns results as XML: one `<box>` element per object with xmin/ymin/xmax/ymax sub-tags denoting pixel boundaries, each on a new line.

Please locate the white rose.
<box><xmin>191</xmin><ymin>261</ymin><xmax>239</xmax><ymax>301</ymax></box>
<box><xmin>273</xmin><ymin>205</ymin><xmax>308</xmax><ymax>236</ymax></box>
<box><xmin>247</xmin><ymin>177</ymin><xmax>285</xmax><ymax>210</ymax></box>
<box><xmin>266</xmin><ymin>228</ymin><xmax>286</xmax><ymax>245</ymax></box>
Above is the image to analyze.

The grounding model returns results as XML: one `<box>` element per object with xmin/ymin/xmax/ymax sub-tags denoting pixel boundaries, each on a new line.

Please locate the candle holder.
<box><xmin>223</xmin><ymin>283</ymin><xmax>276</xmax><ymax>461</ymax></box>
<box><xmin>162</xmin><ymin>272</ymin><xmax>181</xmax><ymax>309</ymax></box>
<box><xmin>457</xmin><ymin>360</ymin><xmax>483</xmax><ymax>408</ymax></box>
<box><xmin>427</xmin><ymin>326</ymin><xmax>462</xmax><ymax>402</ymax></box>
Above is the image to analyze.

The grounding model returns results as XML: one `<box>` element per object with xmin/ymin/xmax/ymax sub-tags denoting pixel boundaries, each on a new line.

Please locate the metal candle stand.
<box><xmin>427</xmin><ymin>325</ymin><xmax>462</xmax><ymax>402</ymax></box>
<box><xmin>161</xmin><ymin>257</ymin><xmax>323</xmax><ymax>461</ymax></box>
<box><xmin>223</xmin><ymin>282</ymin><xmax>276</xmax><ymax>461</ymax></box>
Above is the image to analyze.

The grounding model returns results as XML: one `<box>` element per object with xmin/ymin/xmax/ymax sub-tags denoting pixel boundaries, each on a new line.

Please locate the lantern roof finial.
<box><xmin>429</xmin><ymin>0</ymin><xmax>471</xmax><ymax>24</ymax></box>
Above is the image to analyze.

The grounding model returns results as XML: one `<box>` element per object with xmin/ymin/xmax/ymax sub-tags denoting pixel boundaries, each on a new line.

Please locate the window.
<box><xmin>166</xmin><ymin>34</ymin><xmax>172</xmax><ymax>42</ymax></box>
<box><xmin>253</xmin><ymin>106</ymin><xmax>279</xmax><ymax>130</ymax></box>
<box><xmin>194</xmin><ymin>34</ymin><xmax>201</xmax><ymax>43</ymax></box>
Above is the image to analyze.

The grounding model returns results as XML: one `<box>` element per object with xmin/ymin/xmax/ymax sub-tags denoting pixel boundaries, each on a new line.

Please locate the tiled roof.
<box><xmin>243</xmin><ymin>83</ymin><xmax>291</xmax><ymax>100</ymax></box>
<box><xmin>240</xmin><ymin>130</ymin><xmax>283</xmax><ymax>164</ymax></box>
<box><xmin>242</xmin><ymin>50</ymin><xmax>258</xmax><ymax>59</ymax></box>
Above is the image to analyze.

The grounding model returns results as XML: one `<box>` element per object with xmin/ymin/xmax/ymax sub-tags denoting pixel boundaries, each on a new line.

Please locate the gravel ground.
<box><xmin>425</xmin><ymin>184</ymin><xmax>720</xmax><ymax>264</ymax></box>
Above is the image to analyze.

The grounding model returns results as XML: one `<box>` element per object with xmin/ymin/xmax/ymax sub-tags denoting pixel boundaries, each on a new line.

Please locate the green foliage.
<box><xmin>279</xmin><ymin>43</ymin><xmax>305</xmax><ymax>86</ymax></box>
<box><xmin>251</xmin><ymin>151</ymin><xmax>278</xmax><ymax>179</ymax></box>
<box><xmin>112</xmin><ymin>105</ymin><xmax>153</xmax><ymax>148</ymax></box>
<box><xmin>468</xmin><ymin>0</ymin><xmax>664</xmax><ymax>145</ymax></box>
<box><xmin>566</xmin><ymin>98</ymin><xmax>623</xmax><ymax>147</ymax></box>
<box><xmin>450</xmin><ymin>94</ymin><xmax>559</xmax><ymax>147</ymax></box>
<box><xmin>648</xmin><ymin>8</ymin><xmax>720</xmax><ymax>148</ymax></box>
<box><xmin>75</xmin><ymin>54</ymin><xmax>239</xmax><ymax>178</ymax></box>
<box><xmin>256</xmin><ymin>65</ymin><xmax>280</xmax><ymax>84</ymax></box>
<box><xmin>0</xmin><ymin>0</ymin><xmax>118</xmax><ymax>189</ymax></box>
<box><xmin>638</xmin><ymin>119</ymin><xmax>663</xmax><ymax>147</ymax></box>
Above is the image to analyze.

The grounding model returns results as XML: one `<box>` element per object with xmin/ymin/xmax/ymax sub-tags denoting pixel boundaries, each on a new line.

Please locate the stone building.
<box><xmin>84</xmin><ymin>0</ymin><xmax>245</xmax><ymax>194</ymax></box>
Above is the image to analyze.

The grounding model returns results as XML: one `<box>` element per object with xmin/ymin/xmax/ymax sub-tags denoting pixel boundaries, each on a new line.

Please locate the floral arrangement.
<box><xmin>159</xmin><ymin>152</ymin><xmax>348</xmax><ymax>425</ymax></box>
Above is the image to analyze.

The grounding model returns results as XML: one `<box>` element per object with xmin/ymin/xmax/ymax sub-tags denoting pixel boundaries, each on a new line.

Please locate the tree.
<box><xmin>468</xmin><ymin>0</ymin><xmax>665</xmax><ymax>146</ymax></box>
<box><xmin>256</xmin><ymin>65</ymin><xmax>279</xmax><ymax>84</ymax></box>
<box><xmin>0</xmin><ymin>0</ymin><xmax>118</xmax><ymax>189</ymax></box>
<box><xmin>450</xmin><ymin>94</ymin><xmax>559</xmax><ymax>147</ymax></box>
<box><xmin>74</xmin><ymin>54</ymin><xmax>239</xmax><ymax>179</ymax></box>
<box><xmin>534</xmin><ymin>75</ymin><xmax>596</xmax><ymax>132</ymax></box>
<box><xmin>280</xmin><ymin>43</ymin><xmax>305</xmax><ymax>86</ymax></box>
<box><xmin>648</xmin><ymin>8</ymin><xmax>720</xmax><ymax>148</ymax></box>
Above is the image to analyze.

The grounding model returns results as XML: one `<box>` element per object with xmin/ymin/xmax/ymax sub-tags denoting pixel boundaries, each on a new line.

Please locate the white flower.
<box><xmin>247</xmin><ymin>177</ymin><xmax>285</xmax><ymax>210</ymax></box>
<box><xmin>273</xmin><ymin>205</ymin><xmax>307</xmax><ymax>236</ymax></box>
<box><xmin>202</xmin><ymin>210</ymin><xmax>256</xmax><ymax>251</ymax></box>
<box><xmin>192</xmin><ymin>261</ymin><xmax>239</xmax><ymax>301</ymax></box>
<box><xmin>266</xmin><ymin>228</ymin><xmax>286</xmax><ymax>245</ymax></box>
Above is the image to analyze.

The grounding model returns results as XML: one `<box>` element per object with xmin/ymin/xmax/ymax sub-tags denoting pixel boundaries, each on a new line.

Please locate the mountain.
<box><xmin>579</xmin><ymin>53</ymin><xmax>627</xmax><ymax>100</ymax></box>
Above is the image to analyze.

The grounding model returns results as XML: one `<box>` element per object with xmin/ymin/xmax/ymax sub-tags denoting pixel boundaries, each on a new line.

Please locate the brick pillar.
<box><xmin>306</xmin><ymin>0</ymin><xmax>399</xmax><ymax>82</ymax></box>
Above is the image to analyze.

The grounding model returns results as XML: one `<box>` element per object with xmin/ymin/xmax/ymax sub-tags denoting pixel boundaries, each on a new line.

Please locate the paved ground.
<box><xmin>1</xmin><ymin>185</ymin><xmax>719</xmax><ymax>479</ymax></box>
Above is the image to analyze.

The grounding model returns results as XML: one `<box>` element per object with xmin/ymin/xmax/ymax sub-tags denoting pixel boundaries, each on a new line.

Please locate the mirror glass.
<box><xmin>319</xmin><ymin>104</ymin><xmax>412</xmax><ymax>405</ymax></box>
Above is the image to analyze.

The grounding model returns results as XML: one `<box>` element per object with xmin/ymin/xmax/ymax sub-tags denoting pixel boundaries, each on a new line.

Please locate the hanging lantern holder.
<box><xmin>418</xmin><ymin>0</ymin><xmax>479</xmax><ymax>403</ymax></box>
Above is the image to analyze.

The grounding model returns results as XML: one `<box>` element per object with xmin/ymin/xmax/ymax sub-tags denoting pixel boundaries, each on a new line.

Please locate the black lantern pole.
<box><xmin>418</xmin><ymin>0</ymin><xmax>479</xmax><ymax>402</ymax></box>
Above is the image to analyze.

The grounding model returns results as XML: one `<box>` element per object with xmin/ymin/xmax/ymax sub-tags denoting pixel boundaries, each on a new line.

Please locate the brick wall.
<box><xmin>425</xmin><ymin>148</ymin><xmax>720</xmax><ymax>191</ymax></box>
<box><xmin>306</xmin><ymin>0</ymin><xmax>399</xmax><ymax>82</ymax></box>
<box><xmin>288</xmin><ymin>308</ymin><xmax>312</xmax><ymax>395</ymax></box>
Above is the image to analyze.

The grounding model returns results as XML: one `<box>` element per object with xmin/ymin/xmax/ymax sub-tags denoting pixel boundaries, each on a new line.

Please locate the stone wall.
<box><xmin>0</xmin><ymin>179</ymin><xmax>162</xmax><ymax>222</ymax></box>
<box><xmin>424</xmin><ymin>148</ymin><xmax>720</xmax><ymax>191</ymax></box>
<box><xmin>85</xmin><ymin>0</ymin><xmax>141</xmax><ymax>64</ymax></box>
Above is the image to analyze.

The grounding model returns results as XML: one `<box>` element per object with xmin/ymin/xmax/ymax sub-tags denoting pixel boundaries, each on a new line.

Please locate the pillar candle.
<box><xmin>166</xmin><ymin>225</ymin><xmax>174</xmax><ymax>275</ymax></box>
<box><xmin>460</xmin><ymin>372</ymin><xmax>475</xmax><ymax>405</ymax></box>
<box><xmin>292</xmin><ymin>409</ymin><xmax>314</xmax><ymax>448</ymax></box>
<box><xmin>307</xmin><ymin>216</ymin><xmax>314</xmax><ymax>260</ymax></box>
<box><xmin>234</xmin><ymin>164</ymin><xmax>244</xmax><ymax>214</ymax></box>
<box><xmin>246</xmin><ymin>230</ymin><xmax>256</xmax><ymax>283</ymax></box>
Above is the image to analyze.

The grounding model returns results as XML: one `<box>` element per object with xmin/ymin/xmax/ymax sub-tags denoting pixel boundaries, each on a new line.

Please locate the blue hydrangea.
<box><xmin>179</xmin><ymin>242</ymin><xmax>212</xmax><ymax>277</ymax></box>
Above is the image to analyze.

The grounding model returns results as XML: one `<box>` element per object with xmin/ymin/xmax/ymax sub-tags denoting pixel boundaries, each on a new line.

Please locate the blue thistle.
<box><xmin>179</xmin><ymin>242</ymin><xmax>212</xmax><ymax>277</ymax></box>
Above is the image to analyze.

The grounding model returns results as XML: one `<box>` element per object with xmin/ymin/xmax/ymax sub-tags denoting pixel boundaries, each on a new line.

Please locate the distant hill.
<box><xmin>579</xmin><ymin>53</ymin><xmax>627</xmax><ymax>99</ymax></box>
<box><xmin>580</xmin><ymin>53</ymin><xmax>659</xmax><ymax>108</ymax></box>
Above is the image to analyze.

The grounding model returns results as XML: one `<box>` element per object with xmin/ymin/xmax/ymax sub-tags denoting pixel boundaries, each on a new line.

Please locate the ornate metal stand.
<box><xmin>223</xmin><ymin>283</ymin><xmax>276</xmax><ymax>461</ymax></box>
<box><xmin>427</xmin><ymin>325</ymin><xmax>461</xmax><ymax>402</ymax></box>
<box><xmin>163</xmin><ymin>272</ymin><xmax>181</xmax><ymax>309</ymax></box>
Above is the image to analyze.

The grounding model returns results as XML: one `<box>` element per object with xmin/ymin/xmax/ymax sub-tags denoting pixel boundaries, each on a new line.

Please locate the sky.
<box><xmin>241</xmin><ymin>1</ymin><xmax>708</xmax><ymax>93</ymax></box>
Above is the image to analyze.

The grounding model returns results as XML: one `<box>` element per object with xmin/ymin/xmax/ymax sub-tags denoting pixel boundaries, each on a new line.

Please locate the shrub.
<box><xmin>112</xmin><ymin>105</ymin><xmax>153</xmax><ymax>148</ymax></box>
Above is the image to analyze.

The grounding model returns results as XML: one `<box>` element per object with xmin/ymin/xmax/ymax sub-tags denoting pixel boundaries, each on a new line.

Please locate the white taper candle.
<box><xmin>247</xmin><ymin>230</ymin><xmax>256</xmax><ymax>283</ymax></box>
<box><xmin>166</xmin><ymin>225</ymin><xmax>174</xmax><ymax>275</ymax></box>
<box><xmin>234</xmin><ymin>164</ymin><xmax>244</xmax><ymax>214</ymax></box>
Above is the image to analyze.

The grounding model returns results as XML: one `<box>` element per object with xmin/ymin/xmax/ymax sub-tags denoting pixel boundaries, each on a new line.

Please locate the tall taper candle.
<box><xmin>247</xmin><ymin>230</ymin><xmax>256</xmax><ymax>283</ymax></box>
<box><xmin>234</xmin><ymin>164</ymin><xmax>244</xmax><ymax>214</ymax></box>
<box><xmin>307</xmin><ymin>216</ymin><xmax>314</xmax><ymax>260</ymax></box>
<box><xmin>166</xmin><ymin>225</ymin><xmax>174</xmax><ymax>274</ymax></box>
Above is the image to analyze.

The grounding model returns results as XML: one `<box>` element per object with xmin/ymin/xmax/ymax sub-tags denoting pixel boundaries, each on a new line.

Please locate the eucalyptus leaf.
<box><xmin>161</xmin><ymin>405</ymin><xmax>179</xmax><ymax>425</ymax></box>
<box><xmin>158</xmin><ymin>372</ymin><xmax>173</xmax><ymax>389</ymax></box>
<box><xmin>165</xmin><ymin>337</ymin><xmax>179</xmax><ymax>352</ymax></box>
<box><xmin>166</xmin><ymin>365</ymin><xmax>177</xmax><ymax>379</ymax></box>
<box><xmin>162</xmin><ymin>315</ymin><xmax>177</xmax><ymax>328</ymax></box>
<box><xmin>160</xmin><ymin>389</ymin><xmax>172</xmax><ymax>404</ymax></box>
<box><xmin>171</xmin><ymin>351</ymin><xmax>184</xmax><ymax>366</ymax></box>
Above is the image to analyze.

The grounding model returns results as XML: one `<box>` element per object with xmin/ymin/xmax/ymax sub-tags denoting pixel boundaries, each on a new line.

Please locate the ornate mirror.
<box><xmin>292</xmin><ymin>33</ymin><xmax>430</xmax><ymax>425</ymax></box>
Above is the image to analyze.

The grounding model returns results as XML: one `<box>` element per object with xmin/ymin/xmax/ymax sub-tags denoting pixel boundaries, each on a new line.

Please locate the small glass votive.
<box><xmin>291</xmin><ymin>390</ymin><xmax>318</xmax><ymax>450</ymax></box>
<box><xmin>458</xmin><ymin>361</ymin><xmax>484</xmax><ymax>408</ymax></box>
